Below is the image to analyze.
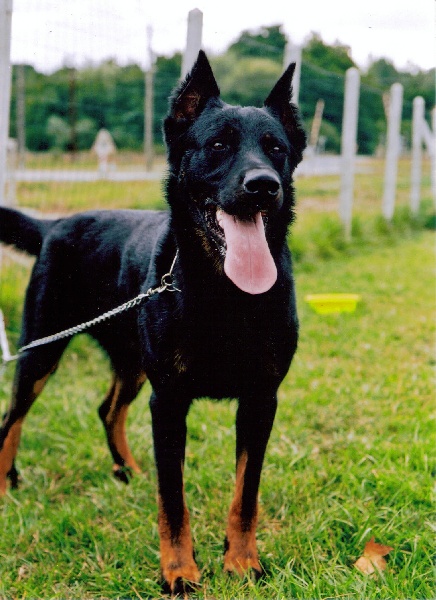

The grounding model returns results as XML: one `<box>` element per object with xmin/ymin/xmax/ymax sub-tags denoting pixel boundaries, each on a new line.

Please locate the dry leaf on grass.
<box><xmin>354</xmin><ymin>537</ymin><xmax>394</xmax><ymax>575</ymax></box>
<box><xmin>17</xmin><ymin>565</ymin><xmax>30</xmax><ymax>581</ymax></box>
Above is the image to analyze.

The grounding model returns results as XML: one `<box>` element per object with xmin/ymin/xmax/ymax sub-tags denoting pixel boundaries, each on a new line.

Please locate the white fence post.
<box><xmin>283</xmin><ymin>42</ymin><xmax>301</xmax><ymax>105</ymax></box>
<box><xmin>0</xmin><ymin>0</ymin><xmax>13</xmax><ymax>207</ymax></box>
<box><xmin>382</xmin><ymin>83</ymin><xmax>403</xmax><ymax>220</ymax></box>
<box><xmin>419</xmin><ymin>107</ymin><xmax>436</xmax><ymax>207</ymax></box>
<box><xmin>432</xmin><ymin>108</ymin><xmax>436</xmax><ymax>206</ymax></box>
<box><xmin>410</xmin><ymin>96</ymin><xmax>424</xmax><ymax>214</ymax></box>
<box><xmin>339</xmin><ymin>67</ymin><xmax>360</xmax><ymax>240</ymax></box>
<box><xmin>181</xmin><ymin>8</ymin><xmax>203</xmax><ymax>79</ymax></box>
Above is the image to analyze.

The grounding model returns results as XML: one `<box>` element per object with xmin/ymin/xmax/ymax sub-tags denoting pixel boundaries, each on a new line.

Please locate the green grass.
<box><xmin>0</xmin><ymin>158</ymin><xmax>435</xmax><ymax>598</ymax></box>
<box><xmin>21</xmin><ymin>150</ymin><xmax>167</xmax><ymax>171</ymax></box>
<box><xmin>13</xmin><ymin>151</ymin><xmax>167</xmax><ymax>213</ymax></box>
<box><xmin>14</xmin><ymin>179</ymin><xmax>167</xmax><ymax>213</ymax></box>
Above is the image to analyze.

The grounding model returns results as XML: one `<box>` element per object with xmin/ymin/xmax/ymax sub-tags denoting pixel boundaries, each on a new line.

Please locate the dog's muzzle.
<box><xmin>203</xmin><ymin>169</ymin><xmax>282</xmax><ymax>295</ymax></box>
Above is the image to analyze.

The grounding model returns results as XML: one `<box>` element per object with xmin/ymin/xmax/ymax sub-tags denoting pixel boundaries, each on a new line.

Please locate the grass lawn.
<box><xmin>13</xmin><ymin>179</ymin><xmax>167</xmax><ymax>214</ymax></box>
<box><xmin>0</xmin><ymin>158</ymin><xmax>434</xmax><ymax>598</ymax></box>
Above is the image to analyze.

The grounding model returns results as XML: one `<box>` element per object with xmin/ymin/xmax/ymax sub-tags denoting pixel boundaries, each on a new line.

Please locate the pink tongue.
<box><xmin>218</xmin><ymin>211</ymin><xmax>277</xmax><ymax>294</ymax></box>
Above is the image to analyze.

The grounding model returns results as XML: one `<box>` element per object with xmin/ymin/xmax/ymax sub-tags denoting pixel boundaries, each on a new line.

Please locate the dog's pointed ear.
<box><xmin>264</xmin><ymin>63</ymin><xmax>306</xmax><ymax>162</ymax></box>
<box><xmin>164</xmin><ymin>51</ymin><xmax>221</xmax><ymax>158</ymax></box>
<box><xmin>169</xmin><ymin>50</ymin><xmax>220</xmax><ymax>122</ymax></box>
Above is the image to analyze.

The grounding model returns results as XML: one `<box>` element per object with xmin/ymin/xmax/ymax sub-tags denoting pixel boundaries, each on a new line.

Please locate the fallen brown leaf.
<box><xmin>354</xmin><ymin>537</ymin><xmax>394</xmax><ymax>575</ymax></box>
<box><xmin>17</xmin><ymin>565</ymin><xmax>30</xmax><ymax>581</ymax></box>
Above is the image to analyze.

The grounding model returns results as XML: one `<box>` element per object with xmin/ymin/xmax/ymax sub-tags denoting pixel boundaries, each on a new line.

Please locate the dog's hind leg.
<box><xmin>224</xmin><ymin>394</ymin><xmax>278</xmax><ymax>577</ymax></box>
<box><xmin>98</xmin><ymin>370</ymin><xmax>146</xmax><ymax>483</ymax></box>
<box><xmin>0</xmin><ymin>343</ymin><xmax>67</xmax><ymax>495</ymax></box>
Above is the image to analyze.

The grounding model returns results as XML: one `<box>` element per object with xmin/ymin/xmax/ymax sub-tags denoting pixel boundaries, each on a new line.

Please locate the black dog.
<box><xmin>0</xmin><ymin>51</ymin><xmax>306</xmax><ymax>593</ymax></box>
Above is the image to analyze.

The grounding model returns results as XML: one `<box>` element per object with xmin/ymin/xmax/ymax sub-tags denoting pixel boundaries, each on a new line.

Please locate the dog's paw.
<box><xmin>0</xmin><ymin>466</ymin><xmax>21</xmax><ymax>496</ymax></box>
<box><xmin>223</xmin><ymin>554</ymin><xmax>263</xmax><ymax>580</ymax></box>
<box><xmin>162</xmin><ymin>574</ymin><xmax>200</xmax><ymax>597</ymax></box>
<box><xmin>7</xmin><ymin>465</ymin><xmax>21</xmax><ymax>489</ymax></box>
<box><xmin>223</xmin><ymin>537</ymin><xmax>263</xmax><ymax>579</ymax></box>
<box><xmin>161</xmin><ymin>561</ymin><xmax>201</xmax><ymax>596</ymax></box>
<box><xmin>112</xmin><ymin>464</ymin><xmax>135</xmax><ymax>484</ymax></box>
<box><xmin>160</xmin><ymin>543</ymin><xmax>200</xmax><ymax>596</ymax></box>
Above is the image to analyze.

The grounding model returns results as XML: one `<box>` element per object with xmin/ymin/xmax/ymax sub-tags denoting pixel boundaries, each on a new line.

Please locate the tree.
<box><xmin>227</xmin><ymin>25</ymin><xmax>286</xmax><ymax>63</ymax></box>
<box><xmin>8</xmin><ymin>31</ymin><xmax>435</xmax><ymax>156</ymax></box>
<box><xmin>361</xmin><ymin>58</ymin><xmax>435</xmax><ymax>150</ymax></box>
<box><xmin>364</xmin><ymin>58</ymin><xmax>398</xmax><ymax>88</ymax></box>
<box><xmin>303</xmin><ymin>33</ymin><xmax>356</xmax><ymax>74</ymax></box>
<box><xmin>211</xmin><ymin>55</ymin><xmax>282</xmax><ymax>107</ymax></box>
<box><xmin>46</xmin><ymin>115</ymin><xmax>70</xmax><ymax>151</ymax></box>
<box><xmin>153</xmin><ymin>54</ymin><xmax>182</xmax><ymax>143</ymax></box>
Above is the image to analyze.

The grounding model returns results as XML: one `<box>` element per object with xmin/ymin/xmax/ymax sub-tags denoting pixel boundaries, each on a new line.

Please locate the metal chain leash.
<box><xmin>0</xmin><ymin>251</ymin><xmax>179</xmax><ymax>366</ymax></box>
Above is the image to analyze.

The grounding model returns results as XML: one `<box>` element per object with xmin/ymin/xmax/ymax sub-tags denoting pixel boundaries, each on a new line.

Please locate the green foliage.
<box><xmin>400</xmin><ymin>68</ymin><xmax>436</xmax><ymax>122</ymax></box>
<box><xmin>300</xmin><ymin>36</ymin><xmax>386</xmax><ymax>155</ymax></box>
<box><xmin>153</xmin><ymin>53</ymin><xmax>182</xmax><ymax>140</ymax></box>
<box><xmin>318</xmin><ymin>119</ymin><xmax>342</xmax><ymax>152</ymax></box>
<box><xmin>77</xmin><ymin>62</ymin><xmax>146</xmax><ymax>150</ymax></box>
<box><xmin>227</xmin><ymin>25</ymin><xmax>286</xmax><ymax>62</ymax></box>
<box><xmin>299</xmin><ymin>62</ymin><xmax>345</xmax><ymax>153</ymax></box>
<box><xmin>46</xmin><ymin>114</ymin><xmax>70</xmax><ymax>150</ymax></box>
<box><xmin>211</xmin><ymin>56</ymin><xmax>282</xmax><ymax>107</ymax></box>
<box><xmin>298</xmin><ymin>32</ymin><xmax>434</xmax><ymax>155</ymax></box>
<box><xmin>359</xmin><ymin>59</ymin><xmax>435</xmax><ymax>153</ymax></box>
<box><xmin>303</xmin><ymin>33</ymin><xmax>356</xmax><ymax>74</ymax></box>
<box><xmin>357</xmin><ymin>85</ymin><xmax>385</xmax><ymax>155</ymax></box>
<box><xmin>8</xmin><ymin>31</ymin><xmax>435</xmax><ymax>156</ymax></box>
<box><xmin>75</xmin><ymin>117</ymin><xmax>99</xmax><ymax>150</ymax></box>
<box><xmin>364</xmin><ymin>58</ymin><xmax>399</xmax><ymax>88</ymax></box>
<box><xmin>363</xmin><ymin>58</ymin><xmax>436</xmax><ymax>121</ymax></box>
<box><xmin>291</xmin><ymin>206</ymin><xmax>432</xmax><ymax>270</ymax></box>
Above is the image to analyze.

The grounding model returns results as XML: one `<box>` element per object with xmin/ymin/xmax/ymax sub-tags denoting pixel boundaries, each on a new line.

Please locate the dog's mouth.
<box><xmin>205</xmin><ymin>204</ymin><xmax>227</xmax><ymax>252</ymax></box>
<box><xmin>204</xmin><ymin>204</ymin><xmax>277</xmax><ymax>295</ymax></box>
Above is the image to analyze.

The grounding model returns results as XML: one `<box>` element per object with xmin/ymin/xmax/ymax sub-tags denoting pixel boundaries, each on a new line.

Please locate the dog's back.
<box><xmin>0</xmin><ymin>206</ymin><xmax>168</xmax><ymax>299</ymax></box>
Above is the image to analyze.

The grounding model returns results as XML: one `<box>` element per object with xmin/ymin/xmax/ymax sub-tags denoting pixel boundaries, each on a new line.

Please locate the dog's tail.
<box><xmin>0</xmin><ymin>206</ymin><xmax>55</xmax><ymax>256</ymax></box>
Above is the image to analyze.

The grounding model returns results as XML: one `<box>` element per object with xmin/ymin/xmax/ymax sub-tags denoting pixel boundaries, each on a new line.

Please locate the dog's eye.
<box><xmin>211</xmin><ymin>140</ymin><xmax>227</xmax><ymax>151</ymax></box>
<box><xmin>270</xmin><ymin>143</ymin><xmax>285</xmax><ymax>155</ymax></box>
<box><xmin>263</xmin><ymin>136</ymin><xmax>286</xmax><ymax>157</ymax></box>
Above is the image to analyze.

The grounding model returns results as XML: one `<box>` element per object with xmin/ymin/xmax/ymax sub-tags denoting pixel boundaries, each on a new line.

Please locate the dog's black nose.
<box><xmin>243</xmin><ymin>169</ymin><xmax>281</xmax><ymax>199</ymax></box>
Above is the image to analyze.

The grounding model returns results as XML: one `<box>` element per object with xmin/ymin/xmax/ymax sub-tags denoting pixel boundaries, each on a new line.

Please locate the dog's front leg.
<box><xmin>150</xmin><ymin>392</ymin><xmax>200</xmax><ymax>594</ymax></box>
<box><xmin>224</xmin><ymin>394</ymin><xmax>277</xmax><ymax>577</ymax></box>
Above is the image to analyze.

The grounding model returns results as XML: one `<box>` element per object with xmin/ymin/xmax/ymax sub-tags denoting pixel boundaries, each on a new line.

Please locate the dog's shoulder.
<box><xmin>35</xmin><ymin>209</ymin><xmax>170</xmax><ymax>291</ymax></box>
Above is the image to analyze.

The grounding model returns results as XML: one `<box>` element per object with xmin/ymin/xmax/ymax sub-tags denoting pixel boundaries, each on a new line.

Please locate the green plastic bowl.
<box><xmin>305</xmin><ymin>293</ymin><xmax>361</xmax><ymax>314</ymax></box>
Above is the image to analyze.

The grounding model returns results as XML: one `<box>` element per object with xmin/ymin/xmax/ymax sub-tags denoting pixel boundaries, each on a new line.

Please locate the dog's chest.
<box><xmin>171</xmin><ymin>303</ymin><xmax>296</xmax><ymax>397</ymax></box>
<box><xmin>142</xmin><ymin>279</ymin><xmax>298</xmax><ymax>398</ymax></box>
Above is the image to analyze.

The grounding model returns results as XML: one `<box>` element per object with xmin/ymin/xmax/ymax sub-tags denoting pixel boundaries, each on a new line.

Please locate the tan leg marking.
<box><xmin>0</xmin><ymin>372</ymin><xmax>52</xmax><ymax>496</ymax></box>
<box><xmin>0</xmin><ymin>418</ymin><xmax>24</xmax><ymax>495</ymax></box>
<box><xmin>31</xmin><ymin>372</ymin><xmax>52</xmax><ymax>399</ymax></box>
<box><xmin>158</xmin><ymin>492</ymin><xmax>200</xmax><ymax>592</ymax></box>
<box><xmin>111</xmin><ymin>403</ymin><xmax>141</xmax><ymax>474</ymax></box>
<box><xmin>104</xmin><ymin>373</ymin><xmax>146</xmax><ymax>474</ymax></box>
<box><xmin>224</xmin><ymin>450</ymin><xmax>261</xmax><ymax>575</ymax></box>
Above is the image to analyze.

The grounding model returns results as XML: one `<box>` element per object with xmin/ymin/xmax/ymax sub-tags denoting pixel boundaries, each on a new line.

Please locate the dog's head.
<box><xmin>164</xmin><ymin>51</ymin><xmax>306</xmax><ymax>295</ymax></box>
